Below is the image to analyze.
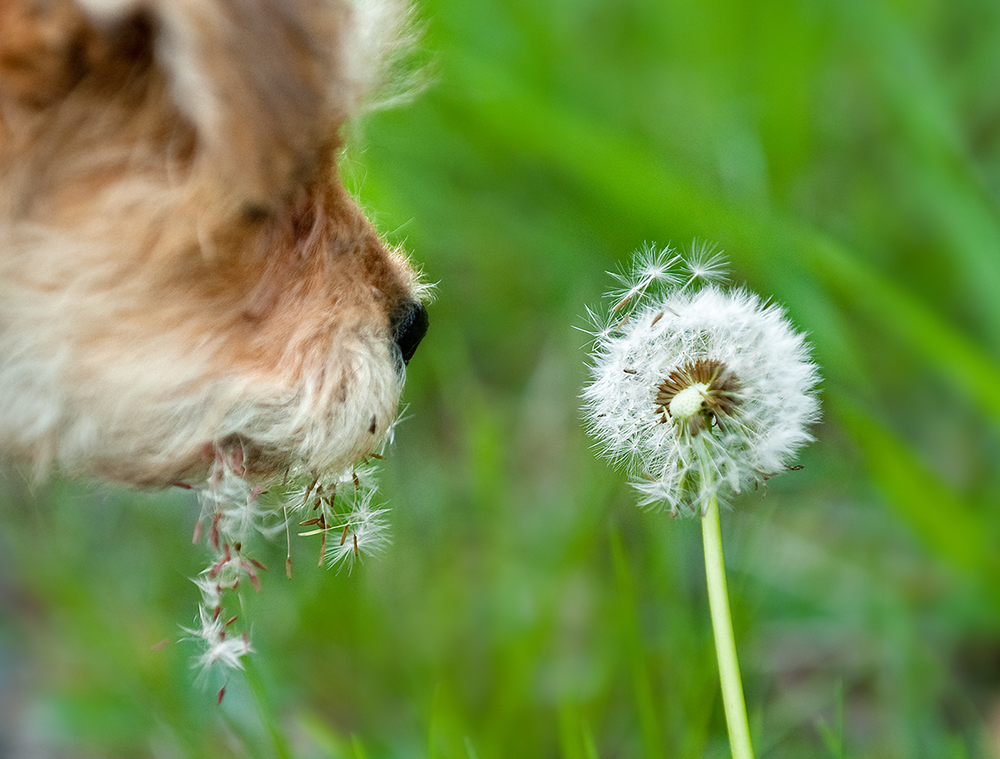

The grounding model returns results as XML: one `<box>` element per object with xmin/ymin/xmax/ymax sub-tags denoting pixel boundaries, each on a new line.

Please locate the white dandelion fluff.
<box><xmin>683</xmin><ymin>240</ymin><xmax>730</xmax><ymax>287</ymax></box>
<box><xmin>323</xmin><ymin>488</ymin><xmax>392</xmax><ymax>573</ymax></box>
<box><xmin>183</xmin><ymin>604</ymin><xmax>254</xmax><ymax>672</ymax></box>
<box><xmin>582</xmin><ymin>244</ymin><xmax>821</xmax><ymax>516</ymax></box>
<box><xmin>185</xmin><ymin>447</ymin><xmax>394</xmax><ymax>677</ymax></box>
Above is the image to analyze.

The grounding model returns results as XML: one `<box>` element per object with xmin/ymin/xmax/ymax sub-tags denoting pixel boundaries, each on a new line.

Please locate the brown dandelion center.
<box><xmin>654</xmin><ymin>358</ymin><xmax>741</xmax><ymax>434</ymax></box>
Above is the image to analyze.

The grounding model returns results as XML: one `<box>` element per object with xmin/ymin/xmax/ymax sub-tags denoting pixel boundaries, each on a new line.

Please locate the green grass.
<box><xmin>3</xmin><ymin>0</ymin><xmax>1000</xmax><ymax>756</ymax></box>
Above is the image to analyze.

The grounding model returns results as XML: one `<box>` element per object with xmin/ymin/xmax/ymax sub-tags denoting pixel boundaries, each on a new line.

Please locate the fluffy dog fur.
<box><xmin>0</xmin><ymin>0</ymin><xmax>427</xmax><ymax>487</ymax></box>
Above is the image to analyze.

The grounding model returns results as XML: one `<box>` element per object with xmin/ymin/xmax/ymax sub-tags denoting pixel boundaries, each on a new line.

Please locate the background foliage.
<box><xmin>3</xmin><ymin>0</ymin><xmax>1000</xmax><ymax>756</ymax></box>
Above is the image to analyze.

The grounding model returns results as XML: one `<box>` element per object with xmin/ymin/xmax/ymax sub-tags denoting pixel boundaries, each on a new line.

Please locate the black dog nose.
<box><xmin>391</xmin><ymin>300</ymin><xmax>428</xmax><ymax>365</ymax></box>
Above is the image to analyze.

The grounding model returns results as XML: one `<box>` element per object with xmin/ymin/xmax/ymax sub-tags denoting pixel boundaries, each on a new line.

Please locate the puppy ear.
<box><xmin>76</xmin><ymin>0</ymin><xmax>347</xmax><ymax>218</ymax></box>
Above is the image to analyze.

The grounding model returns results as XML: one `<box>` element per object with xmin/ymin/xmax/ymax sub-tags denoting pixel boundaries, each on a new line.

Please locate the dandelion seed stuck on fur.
<box><xmin>185</xmin><ymin>442</ymin><xmax>396</xmax><ymax>679</ymax></box>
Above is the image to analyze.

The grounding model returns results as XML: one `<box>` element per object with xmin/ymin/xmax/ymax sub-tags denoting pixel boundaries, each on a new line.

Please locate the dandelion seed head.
<box><xmin>582</xmin><ymin>244</ymin><xmax>821</xmax><ymax>516</ymax></box>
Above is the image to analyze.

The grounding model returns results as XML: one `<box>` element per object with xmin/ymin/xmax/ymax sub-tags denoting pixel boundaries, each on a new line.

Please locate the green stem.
<box><xmin>701</xmin><ymin>496</ymin><xmax>755</xmax><ymax>759</ymax></box>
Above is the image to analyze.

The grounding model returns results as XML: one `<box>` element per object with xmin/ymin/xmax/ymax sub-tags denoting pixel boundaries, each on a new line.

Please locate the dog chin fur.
<box><xmin>0</xmin><ymin>0</ymin><xmax>426</xmax><ymax>487</ymax></box>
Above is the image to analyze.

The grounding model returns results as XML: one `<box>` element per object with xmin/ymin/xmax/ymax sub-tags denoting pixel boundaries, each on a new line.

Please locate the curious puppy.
<box><xmin>0</xmin><ymin>0</ymin><xmax>428</xmax><ymax>489</ymax></box>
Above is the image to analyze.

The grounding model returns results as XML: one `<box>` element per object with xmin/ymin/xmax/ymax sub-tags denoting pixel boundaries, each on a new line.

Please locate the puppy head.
<box><xmin>0</xmin><ymin>0</ymin><xmax>428</xmax><ymax>487</ymax></box>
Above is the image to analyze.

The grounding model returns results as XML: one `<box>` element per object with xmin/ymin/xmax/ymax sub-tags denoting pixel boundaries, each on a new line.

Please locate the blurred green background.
<box><xmin>3</xmin><ymin>0</ymin><xmax>1000</xmax><ymax>756</ymax></box>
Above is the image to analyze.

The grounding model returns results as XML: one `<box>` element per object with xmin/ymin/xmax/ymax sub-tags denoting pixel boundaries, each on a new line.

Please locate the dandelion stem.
<box><xmin>701</xmin><ymin>495</ymin><xmax>755</xmax><ymax>759</ymax></box>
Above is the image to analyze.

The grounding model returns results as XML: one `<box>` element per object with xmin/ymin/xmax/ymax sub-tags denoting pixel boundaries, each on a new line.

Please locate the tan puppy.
<box><xmin>0</xmin><ymin>0</ymin><xmax>428</xmax><ymax>489</ymax></box>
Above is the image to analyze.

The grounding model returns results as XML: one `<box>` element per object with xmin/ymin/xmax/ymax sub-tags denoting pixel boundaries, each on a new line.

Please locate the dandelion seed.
<box><xmin>182</xmin><ymin>605</ymin><xmax>254</xmax><ymax>672</ymax></box>
<box><xmin>684</xmin><ymin>239</ymin><xmax>730</xmax><ymax>288</ymax></box>
<box><xmin>185</xmin><ymin>447</ymin><xmax>394</xmax><ymax>674</ymax></box>
<box><xmin>192</xmin><ymin>575</ymin><xmax>224</xmax><ymax>611</ymax></box>
<box><xmin>582</xmin><ymin>244</ymin><xmax>820</xmax><ymax>516</ymax></box>
<box><xmin>325</xmin><ymin>488</ymin><xmax>392</xmax><ymax>573</ymax></box>
<box><xmin>606</xmin><ymin>243</ymin><xmax>682</xmax><ymax>315</ymax></box>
